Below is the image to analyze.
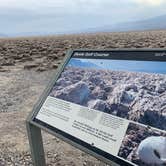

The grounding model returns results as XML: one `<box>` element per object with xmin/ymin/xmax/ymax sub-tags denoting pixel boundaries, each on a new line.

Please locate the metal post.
<box><xmin>26</xmin><ymin>121</ymin><xmax>46</xmax><ymax>166</ymax></box>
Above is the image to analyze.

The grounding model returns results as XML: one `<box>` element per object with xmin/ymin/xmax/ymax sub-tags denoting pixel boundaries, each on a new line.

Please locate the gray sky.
<box><xmin>0</xmin><ymin>0</ymin><xmax>166</xmax><ymax>36</ymax></box>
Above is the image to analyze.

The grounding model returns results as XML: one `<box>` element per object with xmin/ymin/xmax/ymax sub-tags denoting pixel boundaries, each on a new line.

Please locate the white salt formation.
<box><xmin>137</xmin><ymin>136</ymin><xmax>166</xmax><ymax>165</ymax></box>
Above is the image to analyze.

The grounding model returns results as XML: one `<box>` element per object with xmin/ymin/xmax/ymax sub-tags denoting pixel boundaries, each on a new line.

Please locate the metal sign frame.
<box><xmin>26</xmin><ymin>49</ymin><xmax>166</xmax><ymax>166</ymax></box>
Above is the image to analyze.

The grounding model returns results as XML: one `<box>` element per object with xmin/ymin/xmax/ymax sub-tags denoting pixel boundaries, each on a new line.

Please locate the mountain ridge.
<box><xmin>86</xmin><ymin>14</ymin><xmax>166</xmax><ymax>33</ymax></box>
<box><xmin>1</xmin><ymin>14</ymin><xmax>166</xmax><ymax>37</ymax></box>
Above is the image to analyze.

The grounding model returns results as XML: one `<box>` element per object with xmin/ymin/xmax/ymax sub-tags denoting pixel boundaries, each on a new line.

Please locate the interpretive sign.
<box><xmin>27</xmin><ymin>49</ymin><xmax>166</xmax><ymax>166</ymax></box>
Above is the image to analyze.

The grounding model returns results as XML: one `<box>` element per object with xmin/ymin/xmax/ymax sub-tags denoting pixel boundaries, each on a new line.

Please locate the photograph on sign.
<box><xmin>35</xmin><ymin>51</ymin><xmax>166</xmax><ymax>166</ymax></box>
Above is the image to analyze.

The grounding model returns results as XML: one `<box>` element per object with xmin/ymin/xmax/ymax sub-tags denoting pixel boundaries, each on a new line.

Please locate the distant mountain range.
<box><xmin>68</xmin><ymin>59</ymin><xmax>101</xmax><ymax>69</ymax></box>
<box><xmin>1</xmin><ymin>13</ymin><xmax>166</xmax><ymax>37</ymax></box>
<box><xmin>86</xmin><ymin>14</ymin><xmax>166</xmax><ymax>33</ymax></box>
<box><xmin>0</xmin><ymin>33</ymin><xmax>7</xmax><ymax>37</ymax></box>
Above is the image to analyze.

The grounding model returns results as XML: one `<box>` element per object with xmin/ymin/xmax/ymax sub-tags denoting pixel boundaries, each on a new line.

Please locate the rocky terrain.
<box><xmin>50</xmin><ymin>66</ymin><xmax>166</xmax><ymax>131</ymax></box>
<box><xmin>0</xmin><ymin>30</ymin><xmax>166</xmax><ymax>166</ymax></box>
<box><xmin>1</xmin><ymin>30</ymin><xmax>166</xmax><ymax>72</ymax></box>
<box><xmin>118</xmin><ymin>123</ymin><xmax>166</xmax><ymax>166</ymax></box>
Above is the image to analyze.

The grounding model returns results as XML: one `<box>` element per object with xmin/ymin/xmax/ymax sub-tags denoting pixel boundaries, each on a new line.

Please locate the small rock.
<box><xmin>36</xmin><ymin>67</ymin><xmax>46</xmax><ymax>72</ymax></box>
<box><xmin>24</xmin><ymin>64</ymin><xmax>38</xmax><ymax>69</ymax></box>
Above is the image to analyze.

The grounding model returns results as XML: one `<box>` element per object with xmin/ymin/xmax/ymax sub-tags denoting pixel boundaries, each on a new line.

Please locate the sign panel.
<box><xmin>33</xmin><ymin>50</ymin><xmax>166</xmax><ymax>166</ymax></box>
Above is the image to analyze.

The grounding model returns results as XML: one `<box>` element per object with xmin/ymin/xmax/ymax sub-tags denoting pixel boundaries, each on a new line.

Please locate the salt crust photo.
<box><xmin>50</xmin><ymin>61</ymin><xmax>166</xmax><ymax>131</ymax></box>
<box><xmin>118</xmin><ymin>122</ymin><xmax>166</xmax><ymax>166</ymax></box>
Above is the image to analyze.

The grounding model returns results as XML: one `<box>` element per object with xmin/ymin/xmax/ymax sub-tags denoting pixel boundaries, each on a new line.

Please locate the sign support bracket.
<box><xmin>26</xmin><ymin>121</ymin><xmax>46</xmax><ymax>166</ymax></box>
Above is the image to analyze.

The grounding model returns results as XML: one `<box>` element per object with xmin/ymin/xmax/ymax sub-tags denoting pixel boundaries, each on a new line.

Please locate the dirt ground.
<box><xmin>0</xmin><ymin>30</ymin><xmax>166</xmax><ymax>166</ymax></box>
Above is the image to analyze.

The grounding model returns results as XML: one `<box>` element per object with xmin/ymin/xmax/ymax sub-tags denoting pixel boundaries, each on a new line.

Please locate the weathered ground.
<box><xmin>0</xmin><ymin>30</ymin><xmax>166</xmax><ymax>166</ymax></box>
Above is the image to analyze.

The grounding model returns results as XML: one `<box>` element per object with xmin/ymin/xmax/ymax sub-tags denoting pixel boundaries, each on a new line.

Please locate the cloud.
<box><xmin>134</xmin><ymin>0</ymin><xmax>165</xmax><ymax>6</ymax></box>
<box><xmin>0</xmin><ymin>0</ymin><xmax>165</xmax><ymax>13</ymax></box>
<box><xmin>0</xmin><ymin>0</ymin><xmax>166</xmax><ymax>36</ymax></box>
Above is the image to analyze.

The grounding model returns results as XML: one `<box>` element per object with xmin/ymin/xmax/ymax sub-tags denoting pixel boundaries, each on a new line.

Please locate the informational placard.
<box><xmin>33</xmin><ymin>50</ymin><xmax>166</xmax><ymax>166</ymax></box>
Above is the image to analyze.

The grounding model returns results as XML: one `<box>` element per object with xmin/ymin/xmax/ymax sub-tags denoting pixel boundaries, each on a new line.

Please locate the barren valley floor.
<box><xmin>0</xmin><ymin>30</ymin><xmax>166</xmax><ymax>165</ymax></box>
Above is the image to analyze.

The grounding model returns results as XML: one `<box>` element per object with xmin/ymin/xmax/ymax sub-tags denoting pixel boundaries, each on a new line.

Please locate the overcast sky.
<box><xmin>0</xmin><ymin>0</ymin><xmax>166</xmax><ymax>36</ymax></box>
